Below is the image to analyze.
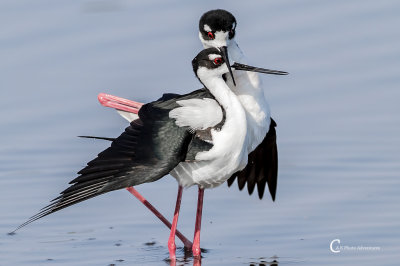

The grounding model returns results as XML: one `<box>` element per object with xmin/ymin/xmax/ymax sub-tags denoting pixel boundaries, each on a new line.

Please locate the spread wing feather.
<box><xmin>14</xmin><ymin>89</ymin><xmax>215</xmax><ymax>232</ymax></box>
<box><xmin>227</xmin><ymin>118</ymin><xmax>278</xmax><ymax>200</ymax></box>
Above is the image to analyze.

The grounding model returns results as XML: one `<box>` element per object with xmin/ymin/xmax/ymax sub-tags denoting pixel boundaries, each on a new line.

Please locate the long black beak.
<box><xmin>220</xmin><ymin>46</ymin><xmax>236</xmax><ymax>86</ymax></box>
<box><xmin>232</xmin><ymin>62</ymin><xmax>289</xmax><ymax>75</ymax></box>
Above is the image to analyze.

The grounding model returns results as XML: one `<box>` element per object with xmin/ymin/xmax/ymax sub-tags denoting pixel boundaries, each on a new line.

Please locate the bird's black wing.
<box><xmin>227</xmin><ymin>119</ymin><xmax>278</xmax><ymax>200</ymax></box>
<box><xmin>14</xmin><ymin>89</ymin><xmax>215</xmax><ymax>231</ymax></box>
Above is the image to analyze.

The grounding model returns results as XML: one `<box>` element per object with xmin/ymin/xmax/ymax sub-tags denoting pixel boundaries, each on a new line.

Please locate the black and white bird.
<box><xmin>107</xmin><ymin>9</ymin><xmax>281</xmax><ymax>200</ymax></box>
<box><xmin>14</xmin><ymin>48</ymin><xmax>287</xmax><ymax>258</ymax></box>
<box><xmin>198</xmin><ymin>9</ymin><xmax>281</xmax><ymax>199</ymax></box>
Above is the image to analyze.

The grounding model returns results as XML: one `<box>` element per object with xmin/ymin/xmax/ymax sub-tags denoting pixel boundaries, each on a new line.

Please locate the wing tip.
<box><xmin>270</xmin><ymin>192</ymin><xmax>276</xmax><ymax>201</ymax></box>
<box><xmin>78</xmin><ymin>136</ymin><xmax>116</xmax><ymax>141</ymax></box>
<box><xmin>247</xmin><ymin>182</ymin><xmax>256</xmax><ymax>195</ymax></box>
<box><xmin>10</xmin><ymin>210</ymin><xmax>51</xmax><ymax>234</ymax></box>
<box><xmin>227</xmin><ymin>176</ymin><xmax>236</xmax><ymax>187</ymax></box>
<box><xmin>257</xmin><ymin>183</ymin><xmax>265</xmax><ymax>200</ymax></box>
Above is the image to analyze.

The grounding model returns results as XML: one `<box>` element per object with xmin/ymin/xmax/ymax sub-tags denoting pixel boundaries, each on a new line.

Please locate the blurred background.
<box><xmin>0</xmin><ymin>0</ymin><xmax>399</xmax><ymax>265</ymax></box>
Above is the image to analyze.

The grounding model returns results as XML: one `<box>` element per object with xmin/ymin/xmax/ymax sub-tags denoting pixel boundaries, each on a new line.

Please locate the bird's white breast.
<box><xmin>170</xmin><ymin>77</ymin><xmax>248</xmax><ymax>189</ymax></box>
<box><xmin>226</xmin><ymin>41</ymin><xmax>271</xmax><ymax>152</ymax></box>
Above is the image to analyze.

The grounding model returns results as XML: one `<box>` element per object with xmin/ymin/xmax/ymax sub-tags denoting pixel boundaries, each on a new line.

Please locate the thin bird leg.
<box><xmin>193</xmin><ymin>256</ymin><xmax>201</xmax><ymax>266</ymax></box>
<box><xmin>98</xmin><ymin>93</ymin><xmax>143</xmax><ymax>114</ymax></box>
<box><xmin>168</xmin><ymin>185</ymin><xmax>184</xmax><ymax>259</ymax></box>
<box><xmin>192</xmin><ymin>187</ymin><xmax>204</xmax><ymax>257</ymax></box>
<box><xmin>126</xmin><ymin>187</ymin><xmax>192</xmax><ymax>249</ymax></box>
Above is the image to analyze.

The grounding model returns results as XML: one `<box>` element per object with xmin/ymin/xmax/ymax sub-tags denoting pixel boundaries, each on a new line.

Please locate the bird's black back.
<box><xmin>14</xmin><ymin>89</ymin><xmax>215</xmax><ymax>231</ymax></box>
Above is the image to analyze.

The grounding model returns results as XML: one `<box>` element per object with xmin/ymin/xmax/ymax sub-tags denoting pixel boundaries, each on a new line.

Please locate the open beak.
<box><xmin>231</xmin><ymin>62</ymin><xmax>288</xmax><ymax>75</ymax></box>
<box><xmin>220</xmin><ymin>46</ymin><xmax>236</xmax><ymax>86</ymax></box>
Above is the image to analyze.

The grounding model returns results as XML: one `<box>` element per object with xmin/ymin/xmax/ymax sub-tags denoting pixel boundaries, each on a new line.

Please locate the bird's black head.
<box><xmin>199</xmin><ymin>9</ymin><xmax>237</xmax><ymax>46</ymax></box>
<box><xmin>198</xmin><ymin>10</ymin><xmax>237</xmax><ymax>84</ymax></box>
<box><xmin>192</xmin><ymin>48</ymin><xmax>227</xmax><ymax>80</ymax></box>
<box><xmin>192</xmin><ymin>48</ymin><xmax>288</xmax><ymax>85</ymax></box>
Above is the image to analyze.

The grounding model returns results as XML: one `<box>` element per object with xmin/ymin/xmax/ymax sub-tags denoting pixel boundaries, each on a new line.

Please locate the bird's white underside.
<box><xmin>170</xmin><ymin>73</ymin><xmax>248</xmax><ymax>188</ymax></box>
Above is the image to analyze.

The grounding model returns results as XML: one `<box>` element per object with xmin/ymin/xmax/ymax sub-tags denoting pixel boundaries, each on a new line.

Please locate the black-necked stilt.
<box><xmin>107</xmin><ymin>9</ymin><xmax>281</xmax><ymax>200</ymax></box>
<box><xmin>199</xmin><ymin>9</ymin><xmax>280</xmax><ymax>199</ymax></box>
<box><xmin>98</xmin><ymin>9</ymin><xmax>286</xmax><ymax>258</ymax></box>
<box><xmin>14</xmin><ymin>48</ymin><xmax>287</xmax><ymax>259</ymax></box>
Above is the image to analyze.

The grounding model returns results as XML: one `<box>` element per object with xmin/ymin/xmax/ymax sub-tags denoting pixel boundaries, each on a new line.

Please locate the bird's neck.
<box><xmin>227</xmin><ymin>40</ymin><xmax>271</xmax><ymax>151</ymax></box>
<box><xmin>196</xmin><ymin>75</ymin><xmax>248</xmax><ymax>170</ymax></box>
<box><xmin>201</xmin><ymin>76</ymin><xmax>243</xmax><ymax>114</ymax></box>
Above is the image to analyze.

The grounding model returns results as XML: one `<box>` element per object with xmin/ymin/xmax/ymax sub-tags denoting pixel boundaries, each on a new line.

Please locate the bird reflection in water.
<box><xmin>166</xmin><ymin>247</ymin><xmax>206</xmax><ymax>266</ymax></box>
<box><xmin>167</xmin><ymin>251</ymin><xmax>279</xmax><ymax>266</ymax></box>
<box><xmin>249</xmin><ymin>258</ymin><xmax>279</xmax><ymax>266</ymax></box>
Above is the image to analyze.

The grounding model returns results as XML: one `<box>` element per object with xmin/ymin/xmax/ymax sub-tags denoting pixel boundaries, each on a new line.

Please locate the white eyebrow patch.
<box><xmin>232</xmin><ymin>22</ymin><xmax>236</xmax><ymax>29</ymax></box>
<box><xmin>203</xmin><ymin>24</ymin><xmax>212</xmax><ymax>32</ymax></box>
<box><xmin>208</xmin><ymin>54</ymin><xmax>222</xmax><ymax>60</ymax></box>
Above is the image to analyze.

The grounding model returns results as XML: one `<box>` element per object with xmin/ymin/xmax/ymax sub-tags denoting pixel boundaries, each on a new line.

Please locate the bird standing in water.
<box><xmin>14</xmin><ymin>48</ymin><xmax>287</xmax><ymax>259</ymax></box>
<box><xmin>98</xmin><ymin>9</ymin><xmax>286</xmax><ymax>258</ymax></box>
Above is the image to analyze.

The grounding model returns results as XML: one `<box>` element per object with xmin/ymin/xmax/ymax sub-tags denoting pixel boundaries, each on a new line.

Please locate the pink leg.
<box><xmin>192</xmin><ymin>187</ymin><xmax>204</xmax><ymax>257</ymax></box>
<box><xmin>168</xmin><ymin>185</ymin><xmax>183</xmax><ymax>259</ymax></box>
<box><xmin>193</xmin><ymin>257</ymin><xmax>201</xmax><ymax>266</ymax></box>
<box><xmin>126</xmin><ymin>187</ymin><xmax>192</xmax><ymax>249</ymax></box>
<box><xmin>98</xmin><ymin>95</ymin><xmax>193</xmax><ymax>252</ymax></box>
<box><xmin>98</xmin><ymin>93</ymin><xmax>143</xmax><ymax>113</ymax></box>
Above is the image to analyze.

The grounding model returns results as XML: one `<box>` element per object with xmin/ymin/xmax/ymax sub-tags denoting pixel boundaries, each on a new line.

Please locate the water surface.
<box><xmin>1</xmin><ymin>0</ymin><xmax>399</xmax><ymax>265</ymax></box>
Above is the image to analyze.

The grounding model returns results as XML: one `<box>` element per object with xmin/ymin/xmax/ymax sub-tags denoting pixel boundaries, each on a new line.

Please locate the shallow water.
<box><xmin>1</xmin><ymin>0</ymin><xmax>399</xmax><ymax>265</ymax></box>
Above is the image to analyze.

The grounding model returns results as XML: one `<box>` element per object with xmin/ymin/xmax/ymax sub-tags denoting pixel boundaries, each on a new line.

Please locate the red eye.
<box><xmin>213</xmin><ymin>57</ymin><xmax>223</xmax><ymax>65</ymax></box>
<box><xmin>207</xmin><ymin>32</ymin><xmax>214</xmax><ymax>39</ymax></box>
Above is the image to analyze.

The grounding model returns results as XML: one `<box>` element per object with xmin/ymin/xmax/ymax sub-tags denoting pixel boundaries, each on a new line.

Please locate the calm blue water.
<box><xmin>1</xmin><ymin>1</ymin><xmax>399</xmax><ymax>265</ymax></box>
